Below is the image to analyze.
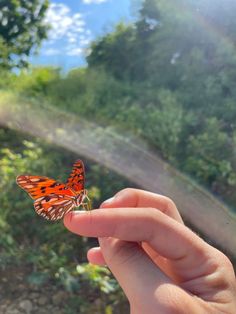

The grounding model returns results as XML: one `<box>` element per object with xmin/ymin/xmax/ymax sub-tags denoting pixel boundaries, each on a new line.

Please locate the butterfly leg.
<box><xmin>81</xmin><ymin>195</ymin><xmax>92</xmax><ymax>211</ymax></box>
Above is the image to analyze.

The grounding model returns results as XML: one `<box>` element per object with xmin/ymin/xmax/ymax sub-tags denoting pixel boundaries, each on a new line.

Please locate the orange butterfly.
<box><xmin>16</xmin><ymin>160</ymin><xmax>91</xmax><ymax>221</ymax></box>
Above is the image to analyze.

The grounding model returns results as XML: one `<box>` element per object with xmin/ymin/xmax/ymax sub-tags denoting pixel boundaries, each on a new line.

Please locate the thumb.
<box><xmin>98</xmin><ymin>236</ymin><xmax>171</xmax><ymax>302</ymax></box>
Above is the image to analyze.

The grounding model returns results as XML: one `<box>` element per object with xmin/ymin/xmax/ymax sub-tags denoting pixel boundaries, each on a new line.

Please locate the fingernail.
<box><xmin>71</xmin><ymin>210</ymin><xmax>87</xmax><ymax>214</ymax></box>
<box><xmin>64</xmin><ymin>210</ymin><xmax>86</xmax><ymax>220</ymax></box>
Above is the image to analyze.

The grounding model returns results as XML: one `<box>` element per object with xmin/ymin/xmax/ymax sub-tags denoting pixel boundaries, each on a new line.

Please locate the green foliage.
<box><xmin>1</xmin><ymin>0</ymin><xmax>236</xmax><ymax>311</ymax></box>
<box><xmin>184</xmin><ymin>118</ymin><xmax>236</xmax><ymax>201</ymax></box>
<box><xmin>1</xmin><ymin>0</ymin><xmax>236</xmax><ymax>204</ymax></box>
<box><xmin>0</xmin><ymin>0</ymin><xmax>49</xmax><ymax>69</ymax></box>
<box><xmin>134</xmin><ymin>89</ymin><xmax>185</xmax><ymax>160</ymax></box>
<box><xmin>76</xmin><ymin>264</ymin><xmax>118</xmax><ymax>294</ymax></box>
<box><xmin>87</xmin><ymin>23</ymin><xmax>139</xmax><ymax>80</ymax></box>
<box><xmin>0</xmin><ymin>69</ymin><xmax>17</xmax><ymax>89</ymax></box>
<box><xmin>0</xmin><ymin>127</ymin><xmax>130</xmax><ymax>310</ymax></box>
<box><xmin>45</xmin><ymin>67</ymin><xmax>134</xmax><ymax>121</ymax></box>
<box><xmin>85</xmin><ymin>0</ymin><xmax>236</xmax><ymax>206</ymax></box>
<box><xmin>13</xmin><ymin>66</ymin><xmax>61</xmax><ymax>96</ymax></box>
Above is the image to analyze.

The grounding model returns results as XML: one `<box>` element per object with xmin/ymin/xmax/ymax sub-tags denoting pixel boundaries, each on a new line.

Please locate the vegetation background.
<box><xmin>1</xmin><ymin>0</ymin><xmax>236</xmax><ymax>313</ymax></box>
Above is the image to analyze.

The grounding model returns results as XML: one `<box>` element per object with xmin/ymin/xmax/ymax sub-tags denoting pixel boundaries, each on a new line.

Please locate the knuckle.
<box><xmin>209</xmin><ymin>250</ymin><xmax>236</xmax><ymax>288</ymax></box>
<box><xmin>213</xmin><ymin>249</ymin><xmax>234</xmax><ymax>269</ymax></box>
<box><xmin>117</xmin><ymin>187</ymin><xmax>137</xmax><ymax>196</ymax></box>
<box><xmin>162</xmin><ymin>196</ymin><xmax>177</xmax><ymax>210</ymax></box>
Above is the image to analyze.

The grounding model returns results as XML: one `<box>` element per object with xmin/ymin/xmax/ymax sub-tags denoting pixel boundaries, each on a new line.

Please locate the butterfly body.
<box><xmin>16</xmin><ymin>160</ymin><xmax>90</xmax><ymax>221</ymax></box>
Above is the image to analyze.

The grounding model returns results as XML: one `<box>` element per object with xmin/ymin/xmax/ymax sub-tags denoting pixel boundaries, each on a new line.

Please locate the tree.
<box><xmin>0</xmin><ymin>0</ymin><xmax>49</xmax><ymax>69</ymax></box>
<box><xmin>87</xmin><ymin>23</ymin><xmax>138</xmax><ymax>80</ymax></box>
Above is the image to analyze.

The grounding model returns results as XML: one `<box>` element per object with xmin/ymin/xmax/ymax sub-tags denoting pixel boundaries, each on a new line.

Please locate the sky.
<box><xmin>31</xmin><ymin>0</ymin><xmax>133</xmax><ymax>70</ymax></box>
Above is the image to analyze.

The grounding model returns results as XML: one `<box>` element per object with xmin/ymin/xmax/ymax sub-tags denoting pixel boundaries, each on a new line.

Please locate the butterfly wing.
<box><xmin>34</xmin><ymin>194</ymin><xmax>74</xmax><ymax>221</ymax></box>
<box><xmin>16</xmin><ymin>175</ymin><xmax>76</xmax><ymax>220</ymax></box>
<box><xmin>16</xmin><ymin>175</ymin><xmax>75</xmax><ymax>199</ymax></box>
<box><xmin>66</xmin><ymin>159</ymin><xmax>85</xmax><ymax>192</ymax></box>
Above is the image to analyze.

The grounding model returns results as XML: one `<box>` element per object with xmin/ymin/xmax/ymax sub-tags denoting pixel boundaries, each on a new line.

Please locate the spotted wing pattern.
<box><xmin>34</xmin><ymin>195</ymin><xmax>75</xmax><ymax>221</ymax></box>
<box><xmin>66</xmin><ymin>159</ymin><xmax>85</xmax><ymax>192</ymax></box>
<box><xmin>16</xmin><ymin>175</ymin><xmax>76</xmax><ymax>221</ymax></box>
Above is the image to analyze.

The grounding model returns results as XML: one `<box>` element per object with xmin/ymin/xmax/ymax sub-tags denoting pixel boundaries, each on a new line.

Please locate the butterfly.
<box><xmin>16</xmin><ymin>160</ymin><xmax>91</xmax><ymax>221</ymax></box>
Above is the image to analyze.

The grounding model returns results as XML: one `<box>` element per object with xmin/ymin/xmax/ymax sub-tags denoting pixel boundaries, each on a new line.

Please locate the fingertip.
<box><xmin>63</xmin><ymin>210</ymin><xmax>86</xmax><ymax>230</ymax></box>
<box><xmin>63</xmin><ymin>212</ymin><xmax>72</xmax><ymax>228</ymax></box>
<box><xmin>87</xmin><ymin>247</ymin><xmax>107</xmax><ymax>266</ymax></box>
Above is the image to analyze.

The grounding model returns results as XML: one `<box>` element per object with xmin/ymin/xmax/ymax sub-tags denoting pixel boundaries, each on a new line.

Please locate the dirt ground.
<box><xmin>0</xmin><ymin>266</ymin><xmax>129</xmax><ymax>314</ymax></box>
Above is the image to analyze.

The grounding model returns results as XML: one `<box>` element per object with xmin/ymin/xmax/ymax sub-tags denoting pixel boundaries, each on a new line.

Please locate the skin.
<box><xmin>64</xmin><ymin>188</ymin><xmax>236</xmax><ymax>314</ymax></box>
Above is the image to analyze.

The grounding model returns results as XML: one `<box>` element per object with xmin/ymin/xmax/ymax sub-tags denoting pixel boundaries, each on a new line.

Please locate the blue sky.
<box><xmin>31</xmin><ymin>0</ymin><xmax>133</xmax><ymax>70</ymax></box>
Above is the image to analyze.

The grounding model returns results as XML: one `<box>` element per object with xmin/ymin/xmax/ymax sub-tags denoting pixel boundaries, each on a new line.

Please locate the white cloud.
<box><xmin>66</xmin><ymin>47</ymin><xmax>83</xmax><ymax>56</ymax></box>
<box><xmin>43</xmin><ymin>48</ymin><xmax>61</xmax><ymax>56</ymax></box>
<box><xmin>82</xmin><ymin>0</ymin><xmax>108</xmax><ymax>4</ymax></box>
<box><xmin>42</xmin><ymin>2</ymin><xmax>92</xmax><ymax>57</ymax></box>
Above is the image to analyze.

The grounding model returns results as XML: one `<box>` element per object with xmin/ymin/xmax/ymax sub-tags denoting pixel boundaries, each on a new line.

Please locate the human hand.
<box><xmin>64</xmin><ymin>189</ymin><xmax>236</xmax><ymax>314</ymax></box>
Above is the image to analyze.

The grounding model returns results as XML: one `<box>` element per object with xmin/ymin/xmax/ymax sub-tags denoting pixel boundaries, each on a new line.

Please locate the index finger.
<box><xmin>64</xmin><ymin>208</ymin><xmax>219</xmax><ymax>282</ymax></box>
